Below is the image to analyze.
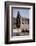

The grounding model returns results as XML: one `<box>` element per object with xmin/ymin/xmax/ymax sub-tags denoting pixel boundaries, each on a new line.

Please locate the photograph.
<box><xmin>12</xmin><ymin>7</ymin><xmax>29</xmax><ymax>36</ymax></box>
<box><xmin>5</xmin><ymin>2</ymin><xmax>35</xmax><ymax>44</ymax></box>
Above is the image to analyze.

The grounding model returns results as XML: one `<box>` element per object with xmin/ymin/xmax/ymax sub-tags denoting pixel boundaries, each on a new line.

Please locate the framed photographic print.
<box><xmin>5</xmin><ymin>1</ymin><xmax>35</xmax><ymax>44</ymax></box>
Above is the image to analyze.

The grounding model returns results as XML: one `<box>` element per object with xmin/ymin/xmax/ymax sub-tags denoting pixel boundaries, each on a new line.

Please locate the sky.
<box><xmin>12</xmin><ymin>8</ymin><xmax>29</xmax><ymax>18</ymax></box>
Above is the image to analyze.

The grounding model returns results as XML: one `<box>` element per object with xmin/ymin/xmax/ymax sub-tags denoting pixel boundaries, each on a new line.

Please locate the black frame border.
<box><xmin>5</xmin><ymin>1</ymin><xmax>35</xmax><ymax>44</ymax></box>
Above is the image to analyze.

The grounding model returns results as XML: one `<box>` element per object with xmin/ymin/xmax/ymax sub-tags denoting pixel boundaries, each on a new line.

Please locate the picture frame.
<box><xmin>5</xmin><ymin>1</ymin><xmax>35</xmax><ymax>44</ymax></box>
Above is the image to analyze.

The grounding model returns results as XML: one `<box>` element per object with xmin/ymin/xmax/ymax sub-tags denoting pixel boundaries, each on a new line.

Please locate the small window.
<box><xmin>22</xmin><ymin>22</ymin><xmax>24</xmax><ymax>24</ymax></box>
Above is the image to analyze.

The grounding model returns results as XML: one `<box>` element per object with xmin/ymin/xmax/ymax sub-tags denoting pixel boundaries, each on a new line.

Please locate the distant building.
<box><xmin>12</xmin><ymin>17</ymin><xmax>16</xmax><ymax>29</ymax></box>
<box><xmin>12</xmin><ymin>16</ymin><xmax>29</xmax><ymax>31</ymax></box>
<box><xmin>20</xmin><ymin>17</ymin><xmax>29</xmax><ymax>31</ymax></box>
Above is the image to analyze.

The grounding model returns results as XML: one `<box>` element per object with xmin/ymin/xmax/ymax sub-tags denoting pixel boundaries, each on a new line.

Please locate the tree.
<box><xmin>16</xmin><ymin>11</ymin><xmax>21</xmax><ymax>28</ymax></box>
